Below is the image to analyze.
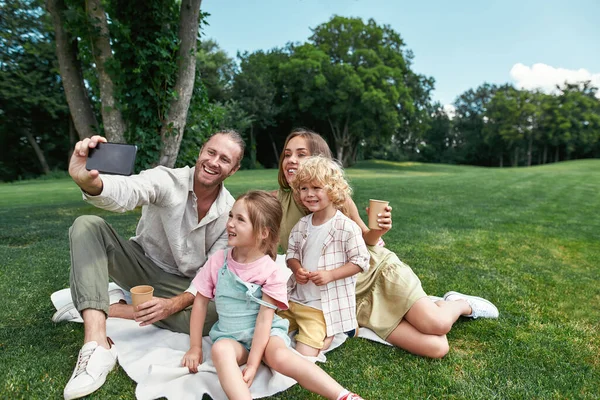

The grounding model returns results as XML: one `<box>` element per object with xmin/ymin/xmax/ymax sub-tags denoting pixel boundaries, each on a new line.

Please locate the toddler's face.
<box><xmin>299</xmin><ymin>180</ymin><xmax>332</xmax><ymax>213</ymax></box>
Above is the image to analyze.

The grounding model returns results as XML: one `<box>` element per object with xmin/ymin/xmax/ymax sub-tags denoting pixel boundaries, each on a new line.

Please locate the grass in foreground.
<box><xmin>1</xmin><ymin>159</ymin><xmax>599</xmax><ymax>399</ymax></box>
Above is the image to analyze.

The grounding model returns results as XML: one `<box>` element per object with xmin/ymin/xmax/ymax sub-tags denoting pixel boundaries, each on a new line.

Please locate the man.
<box><xmin>62</xmin><ymin>131</ymin><xmax>245</xmax><ymax>400</ymax></box>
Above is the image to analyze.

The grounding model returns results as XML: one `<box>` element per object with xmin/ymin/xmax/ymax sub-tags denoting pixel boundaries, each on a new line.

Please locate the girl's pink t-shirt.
<box><xmin>192</xmin><ymin>249</ymin><xmax>289</xmax><ymax>310</ymax></box>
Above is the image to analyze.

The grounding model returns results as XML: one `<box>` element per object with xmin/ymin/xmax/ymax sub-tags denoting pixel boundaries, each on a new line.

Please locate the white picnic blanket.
<box><xmin>50</xmin><ymin>257</ymin><xmax>391</xmax><ymax>399</ymax></box>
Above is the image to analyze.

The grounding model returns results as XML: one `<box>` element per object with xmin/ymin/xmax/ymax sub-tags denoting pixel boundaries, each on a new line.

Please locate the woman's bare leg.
<box><xmin>385</xmin><ymin>319</ymin><xmax>450</xmax><ymax>359</ymax></box>
<box><xmin>211</xmin><ymin>339</ymin><xmax>250</xmax><ymax>400</ymax></box>
<box><xmin>264</xmin><ymin>337</ymin><xmax>345</xmax><ymax>400</ymax></box>
<box><xmin>404</xmin><ymin>297</ymin><xmax>471</xmax><ymax>335</ymax></box>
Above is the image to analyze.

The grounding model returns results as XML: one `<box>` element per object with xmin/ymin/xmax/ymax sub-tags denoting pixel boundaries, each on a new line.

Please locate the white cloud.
<box><xmin>442</xmin><ymin>104</ymin><xmax>456</xmax><ymax>120</ymax></box>
<box><xmin>510</xmin><ymin>63</ymin><xmax>600</xmax><ymax>98</ymax></box>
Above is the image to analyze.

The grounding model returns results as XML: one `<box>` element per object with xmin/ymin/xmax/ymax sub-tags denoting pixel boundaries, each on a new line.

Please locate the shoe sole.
<box><xmin>52</xmin><ymin>289</ymin><xmax>125</xmax><ymax>323</ymax></box>
<box><xmin>64</xmin><ymin>369</ymin><xmax>113</xmax><ymax>400</ymax></box>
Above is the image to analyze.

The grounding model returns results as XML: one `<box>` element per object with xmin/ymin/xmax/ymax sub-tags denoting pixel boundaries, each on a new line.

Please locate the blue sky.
<box><xmin>201</xmin><ymin>0</ymin><xmax>600</xmax><ymax>105</ymax></box>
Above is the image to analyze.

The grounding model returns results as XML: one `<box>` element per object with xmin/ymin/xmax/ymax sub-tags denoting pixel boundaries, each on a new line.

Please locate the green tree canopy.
<box><xmin>279</xmin><ymin>16</ymin><xmax>433</xmax><ymax>166</ymax></box>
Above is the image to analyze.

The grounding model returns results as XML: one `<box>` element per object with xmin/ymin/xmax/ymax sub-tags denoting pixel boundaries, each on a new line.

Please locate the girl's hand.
<box><xmin>295</xmin><ymin>267</ymin><xmax>310</xmax><ymax>284</ymax></box>
<box><xmin>366</xmin><ymin>204</ymin><xmax>393</xmax><ymax>232</ymax></box>
<box><xmin>242</xmin><ymin>364</ymin><xmax>258</xmax><ymax>387</ymax></box>
<box><xmin>181</xmin><ymin>346</ymin><xmax>203</xmax><ymax>373</ymax></box>
<box><xmin>309</xmin><ymin>270</ymin><xmax>334</xmax><ymax>286</ymax></box>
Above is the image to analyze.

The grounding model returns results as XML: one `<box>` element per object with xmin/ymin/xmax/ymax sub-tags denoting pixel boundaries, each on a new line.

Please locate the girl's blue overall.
<box><xmin>209</xmin><ymin>253</ymin><xmax>291</xmax><ymax>350</ymax></box>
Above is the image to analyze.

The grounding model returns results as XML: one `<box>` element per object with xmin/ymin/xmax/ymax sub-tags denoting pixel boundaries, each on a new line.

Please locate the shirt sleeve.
<box><xmin>83</xmin><ymin>166</ymin><xmax>180</xmax><ymax>212</ymax></box>
<box><xmin>345</xmin><ymin>220</ymin><xmax>370</xmax><ymax>272</ymax></box>
<box><xmin>192</xmin><ymin>249</ymin><xmax>225</xmax><ymax>299</ymax></box>
<box><xmin>285</xmin><ymin>219</ymin><xmax>303</xmax><ymax>262</ymax></box>
<box><xmin>260</xmin><ymin>260</ymin><xmax>290</xmax><ymax>310</ymax></box>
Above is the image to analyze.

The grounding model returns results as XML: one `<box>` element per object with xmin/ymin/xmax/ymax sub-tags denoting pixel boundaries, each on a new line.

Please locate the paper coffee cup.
<box><xmin>368</xmin><ymin>199</ymin><xmax>389</xmax><ymax>230</ymax></box>
<box><xmin>130</xmin><ymin>285</ymin><xmax>154</xmax><ymax>308</ymax></box>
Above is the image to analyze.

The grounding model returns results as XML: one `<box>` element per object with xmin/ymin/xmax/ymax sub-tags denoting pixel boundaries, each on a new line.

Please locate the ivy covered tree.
<box><xmin>46</xmin><ymin>0</ymin><xmax>207</xmax><ymax>168</ymax></box>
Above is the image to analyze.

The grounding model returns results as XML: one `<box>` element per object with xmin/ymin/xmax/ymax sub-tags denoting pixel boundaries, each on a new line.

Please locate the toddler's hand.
<box><xmin>309</xmin><ymin>270</ymin><xmax>334</xmax><ymax>286</ymax></box>
<box><xmin>181</xmin><ymin>346</ymin><xmax>203</xmax><ymax>373</ymax></box>
<box><xmin>295</xmin><ymin>267</ymin><xmax>310</xmax><ymax>284</ymax></box>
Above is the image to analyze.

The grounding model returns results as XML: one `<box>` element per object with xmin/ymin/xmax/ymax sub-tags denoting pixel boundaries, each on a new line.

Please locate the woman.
<box><xmin>273</xmin><ymin>129</ymin><xmax>498</xmax><ymax>358</ymax></box>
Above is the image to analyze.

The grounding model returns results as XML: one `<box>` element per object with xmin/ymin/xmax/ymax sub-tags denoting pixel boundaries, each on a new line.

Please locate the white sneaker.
<box><xmin>52</xmin><ymin>289</ymin><xmax>126</xmax><ymax>323</ymax></box>
<box><xmin>444</xmin><ymin>291</ymin><xmax>499</xmax><ymax>319</ymax></box>
<box><xmin>63</xmin><ymin>338</ymin><xmax>118</xmax><ymax>400</ymax></box>
<box><xmin>427</xmin><ymin>295</ymin><xmax>444</xmax><ymax>302</ymax></box>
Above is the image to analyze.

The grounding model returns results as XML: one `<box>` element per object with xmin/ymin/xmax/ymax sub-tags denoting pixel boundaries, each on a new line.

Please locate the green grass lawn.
<box><xmin>1</xmin><ymin>159</ymin><xmax>599</xmax><ymax>399</ymax></box>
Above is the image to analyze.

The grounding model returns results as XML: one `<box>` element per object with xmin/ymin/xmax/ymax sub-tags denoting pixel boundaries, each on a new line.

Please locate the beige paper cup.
<box><xmin>130</xmin><ymin>285</ymin><xmax>154</xmax><ymax>308</ymax></box>
<box><xmin>368</xmin><ymin>199</ymin><xmax>389</xmax><ymax>230</ymax></box>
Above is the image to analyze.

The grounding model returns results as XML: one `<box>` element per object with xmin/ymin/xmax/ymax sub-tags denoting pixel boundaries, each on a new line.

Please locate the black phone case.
<box><xmin>86</xmin><ymin>142</ymin><xmax>137</xmax><ymax>176</ymax></box>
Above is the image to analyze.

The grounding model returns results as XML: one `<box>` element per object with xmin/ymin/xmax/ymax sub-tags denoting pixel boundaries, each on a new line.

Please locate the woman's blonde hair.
<box><xmin>235</xmin><ymin>190</ymin><xmax>282</xmax><ymax>260</ymax></box>
<box><xmin>290</xmin><ymin>156</ymin><xmax>352</xmax><ymax>216</ymax></box>
<box><xmin>278</xmin><ymin>128</ymin><xmax>333</xmax><ymax>190</ymax></box>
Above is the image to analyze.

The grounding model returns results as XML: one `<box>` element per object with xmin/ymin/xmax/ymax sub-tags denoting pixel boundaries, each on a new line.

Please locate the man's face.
<box><xmin>195</xmin><ymin>134</ymin><xmax>242</xmax><ymax>188</ymax></box>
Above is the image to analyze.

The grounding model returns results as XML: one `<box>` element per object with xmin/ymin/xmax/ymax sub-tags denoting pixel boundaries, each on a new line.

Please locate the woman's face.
<box><xmin>282</xmin><ymin>136</ymin><xmax>310</xmax><ymax>184</ymax></box>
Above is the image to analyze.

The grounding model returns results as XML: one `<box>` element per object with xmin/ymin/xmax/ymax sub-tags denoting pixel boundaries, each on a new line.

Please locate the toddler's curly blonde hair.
<box><xmin>290</xmin><ymin>155</ymin><xmax>352</xmax><ymax>215</ymax></box>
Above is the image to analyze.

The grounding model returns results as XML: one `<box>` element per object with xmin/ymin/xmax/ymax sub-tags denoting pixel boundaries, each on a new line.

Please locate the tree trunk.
<box><xmin>499</xmin><ymin>152</ymin><xmax>503</xmax><ymax>168</ymax></box>
<box><xmin>527</xmin><ymin>135</ymin><xmax>532</xmax><ymax>166</ymax></box>
<box><xmin>250</xmin><ymin>124</ymin><xmax>256</xmax><ymax>168</ymax></box>
<box><xmin>345</xmin><ymin>138</ymin><xmax>359</xmax><ymax>166</ymax></box>
<box><xmin>328</xmin><ymin>115</ymin><xmax>352</xmax><ymax>167</ymax></box>
<box><xmin>512</xmin><ymin>147</ymin><xmax>519</xmax><ymax>167</ymax></box>
<box><xmin>158</xmin><ymin>0</ymin><xmax>202</xmax><ymax>167</ymax></box>
<box><xmin>68</xmin><ymin>115</ymin><xmax>77</xmax><ymax>162</ymax></box>
<box><xmin>46</xmin><ymin>0</ymin><xmax>98</xmax><ymax>139</ymax></box>
<box><xmin>555</xmin><ymin>146</ymin><xmax>559</xmax><ymax>163</ymax></box>
<box><xmin>268</xmin><ymin>133</ymin><xmax>279</xmax><ymax>167</ymax></box>
<box><xmin>85</xmin><ymin>0</ymin><xmax>126</xmax><ymax>143</ymax></box>
<box><xmin>543</xmin><ymin>145</ymin><xmax>547</xmax><ymax>164</ymax></box>
<box><xmin>25</xmin><ymin>130</ymin><xmax>51</xmax><ymax>174</ymax></box>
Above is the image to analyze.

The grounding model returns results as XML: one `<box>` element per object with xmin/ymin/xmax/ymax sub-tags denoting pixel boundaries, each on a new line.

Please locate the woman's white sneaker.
<box><xmin>427</xmin><ymin>295</ymin><xmax>444</xmax><ymax>302</ymax></box>
<box><xmin>443</xmin><ymin>291</ymin><xmax>499</xmax><ymax>319</ymax></box>
<box><xmin>63</xmin><ymin>338</ymin><xmax>117</xmax><ymax>400</ymax></box>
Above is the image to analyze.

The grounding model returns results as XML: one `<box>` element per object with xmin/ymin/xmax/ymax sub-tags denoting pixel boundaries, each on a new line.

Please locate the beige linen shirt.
<box><xmin>286</xmin><ymin>210</ymin><xmax>370</xmax><ymax>336</ymax></box>
<box><xmin>83</xmin><ymin>166</ymin><xmax>234</xmax><ymax>286</ymax></box>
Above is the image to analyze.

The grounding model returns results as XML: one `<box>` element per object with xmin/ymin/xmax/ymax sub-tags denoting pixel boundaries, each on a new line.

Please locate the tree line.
<box><xmin>1</xmin><ymin>0</ymin><xmax>599</xmax><ymax>181</ymax></box>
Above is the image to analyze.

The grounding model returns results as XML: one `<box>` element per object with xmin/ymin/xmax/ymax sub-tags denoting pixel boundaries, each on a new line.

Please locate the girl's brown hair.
<box><xmin>277</xmin><ymin>128</ymin><xmax>333</xmax><ymax>190</ymax></box>
<box><xmin>235</xmin><ymin>190</ymin><xmax>283</xmax><ymax>260</ymax></box>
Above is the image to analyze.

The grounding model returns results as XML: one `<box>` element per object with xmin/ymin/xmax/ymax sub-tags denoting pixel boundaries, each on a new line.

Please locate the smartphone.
<box><xmin>86</xmin><ymin>142</ymin><xmax>137</xmax><ymax>176</ymax></box>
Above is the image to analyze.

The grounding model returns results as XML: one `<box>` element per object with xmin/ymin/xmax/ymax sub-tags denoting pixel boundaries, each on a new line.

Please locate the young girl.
<box><xmin>181</xmin><ymin>191</ymin><xmax>363</xmax><ymax>400</ymax></box>
<box><xmin>279</xmin><ymin>156</ymin><xmax>370</xmax><ymax>357</ymax></box>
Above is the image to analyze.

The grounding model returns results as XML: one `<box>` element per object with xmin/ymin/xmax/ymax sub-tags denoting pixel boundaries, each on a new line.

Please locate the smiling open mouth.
<box><xmin>203</xmin><ymin>166</ymin><xmax>218</xmax><ymax>175</ymax></box>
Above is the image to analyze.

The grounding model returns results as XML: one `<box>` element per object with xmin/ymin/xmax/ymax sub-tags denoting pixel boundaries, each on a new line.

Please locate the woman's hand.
<box><xmin>366</xmin><ymin>204</ymin><xmax>393</xmax><ymax>233</ymax></box>
<box><xmin>182</xmin><ymin>346</ymin><xmax>203</xmax><ymax>373</ymax></box>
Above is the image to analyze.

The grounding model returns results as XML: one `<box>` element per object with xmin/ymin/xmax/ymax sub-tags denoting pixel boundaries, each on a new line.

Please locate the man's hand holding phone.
<box><xmin>69</xmin><ymin>136</ymin><xmax>137</xmax><ymax>195</ymax></box>
<box><xmin>69</xmin><ymin>135</ymin><xmax>107</xmax><ymax>196</ymax></box>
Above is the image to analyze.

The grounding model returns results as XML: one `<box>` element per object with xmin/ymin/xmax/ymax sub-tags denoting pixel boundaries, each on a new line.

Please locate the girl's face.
<box><xmin>226</xmin><ymin>200</ymin><xmax>256</xmax><ymax>249</ymax></box>
<box><xmin>282</xmin><ymin>136</ymin><xmax>310</xmax><ymax>184</ymax></box>
<box><xmin>299</xmin><ymin>180</ymin><xmax>332</xmax><ymax>214</ymax></box>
